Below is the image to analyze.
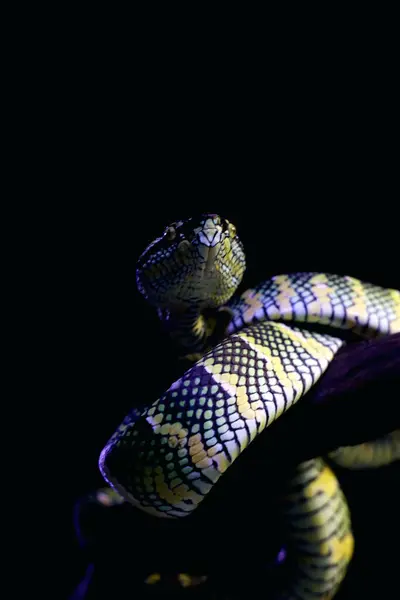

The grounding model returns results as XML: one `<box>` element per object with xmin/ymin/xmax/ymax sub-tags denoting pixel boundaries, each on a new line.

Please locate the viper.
<box><xmin>99</xmin><ymin>214</ymin><xmax>400</xmax><ymax>599</ymax></box>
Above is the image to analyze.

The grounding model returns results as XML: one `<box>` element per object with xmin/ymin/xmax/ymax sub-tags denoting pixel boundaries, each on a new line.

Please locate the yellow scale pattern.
<box><xmin>281</xmin><ymin>459</ymin><xmax>354</xmax><ymax>600</ymax></box>
<box><xmin>226</xmin><ymin>271</ymin><xmax>400</xmax><ymax>471</ymax></box>
<box><xmin>227</xmin><ymin>272</ymin><xmax>400</xmax><ymax>336</ymax></box>
<box><xmin>100</xmin><ymin>321</ymin><xmax>344</xmax><ymax>523</ymax></box>
<box><xmin>100</xmin><ymin>271</ymin><xmax>400</xmax><ymax>600</ymax></box>
<box><xmin>328</xmin><ymin>430</ymin><xmax>400</xmax><ymax>468</ymax></box>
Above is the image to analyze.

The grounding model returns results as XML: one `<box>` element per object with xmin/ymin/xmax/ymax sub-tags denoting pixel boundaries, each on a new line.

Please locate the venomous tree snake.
<box><xmin>99</xmin><ymin>214</ymin><xmax>400</xmax><ymax>599</ymax></box>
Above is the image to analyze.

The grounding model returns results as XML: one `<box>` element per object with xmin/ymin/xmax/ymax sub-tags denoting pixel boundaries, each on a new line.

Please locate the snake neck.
<box><xmin>158</xmin><ymin>306</ymin><xmax>213</xmax><ymax>357</ymax></box>
<box><xmin>159</xmin><ymin>304</ymin><xmax>234</xmax><ymax>359</ymax></box>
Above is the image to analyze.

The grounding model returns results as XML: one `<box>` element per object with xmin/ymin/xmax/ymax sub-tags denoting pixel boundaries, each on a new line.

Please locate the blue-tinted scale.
<box><xmin>201</xmin><ymin>372</ymin><xmax>212</xmax><ymax>386</ymax></box>
<box><xmin>331</xmin><ymin>296</ymin><xmax>343</xmax><ymax>306</ymax></box>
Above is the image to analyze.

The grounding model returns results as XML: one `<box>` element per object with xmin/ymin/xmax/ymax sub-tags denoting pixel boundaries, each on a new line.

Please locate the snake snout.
<box><xmin>196</xmin><ymin>218</ymin><xmax>223</xmax><ymax>249</ymax></box>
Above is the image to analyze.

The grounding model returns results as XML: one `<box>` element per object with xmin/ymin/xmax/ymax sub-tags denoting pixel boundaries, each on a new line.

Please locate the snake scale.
<box><xmin>99</xmin><ymin>214</ymin><xmax>400</xmax><ymax>599</ymax></box>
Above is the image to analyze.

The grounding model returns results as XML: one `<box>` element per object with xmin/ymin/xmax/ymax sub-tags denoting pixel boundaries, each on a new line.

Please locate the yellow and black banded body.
<box><xmin>328</xmin><ymin>430</ymin><xmax>400</xmax><ymax>468</ymax></box>
<box><xmin>100</xmin><ymin>321</ymin><xmax>344</xmax><ymax>518</ymax></box>
<box><xmin>281</xmin><ymin>459</ymin><xmax>354</xmax><ymax>600</ymax></box>
<box><xmin>226</xmin><ymin>271</ymin><xmax>400</xmax><ymax>338</ymax></box>
<box><xmin>225</xmin><ymin>271</ymin><xmax>400</xmax><ymax>470</ymax></box>
<box><xmin>100</xmin><ymin>215</ymin><xmax>400</xmax><ymax>599</ymax></box>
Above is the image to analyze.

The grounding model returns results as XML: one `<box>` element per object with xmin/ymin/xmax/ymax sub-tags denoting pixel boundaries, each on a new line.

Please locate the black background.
<box><xmin>58</xmin><ymin>191</ymin><xmax>399</xmax><ymax>599</ymax></box>
<box><xmin>32</xmin><ymin>39</ymin><xmax>399</xmax><ymax>598</ymax></box>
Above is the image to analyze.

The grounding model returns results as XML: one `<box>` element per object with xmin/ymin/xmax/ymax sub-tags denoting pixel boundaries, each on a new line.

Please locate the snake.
<box><xmin>99</xmin><ymin>214</ymin><xmax>400</xmax><ymax>599</ymax></box>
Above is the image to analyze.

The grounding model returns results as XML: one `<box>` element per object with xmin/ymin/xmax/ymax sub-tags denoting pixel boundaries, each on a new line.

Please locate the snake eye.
<box><xmin>220</xmin><ymin>219</ymin><xmax>228</xmax><ymax>232</ymax></box>
<box><xmin>228</xmin><ymin>222</ymin><xmax>236</xmax><ymax>237</ymax></box>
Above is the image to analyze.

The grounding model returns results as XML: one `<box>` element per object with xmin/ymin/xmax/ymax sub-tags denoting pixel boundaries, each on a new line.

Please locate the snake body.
<box><xmin>100</xmin><ymin>215</ymin><xmax>400</xmax><ymax>599</ymax></box>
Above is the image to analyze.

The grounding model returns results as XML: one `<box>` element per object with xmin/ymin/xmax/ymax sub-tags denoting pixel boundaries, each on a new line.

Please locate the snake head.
<box><xmin>136</xmin><ymin>214</ymin><xmax>246</xmax><ymax>313</ymax></box>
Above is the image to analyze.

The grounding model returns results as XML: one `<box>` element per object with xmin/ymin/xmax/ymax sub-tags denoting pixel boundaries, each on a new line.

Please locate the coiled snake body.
<box><xmin>100</xmin><ymin>215</ymin><xmax>400</xmax><ymax>599</ymax></box>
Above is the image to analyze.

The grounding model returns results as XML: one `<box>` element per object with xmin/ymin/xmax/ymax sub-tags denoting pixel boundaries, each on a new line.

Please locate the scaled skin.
<box><xmin>99</xmin><ymin>215</ymin><xmax>400</xmax><ymax>600</ymax></box>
